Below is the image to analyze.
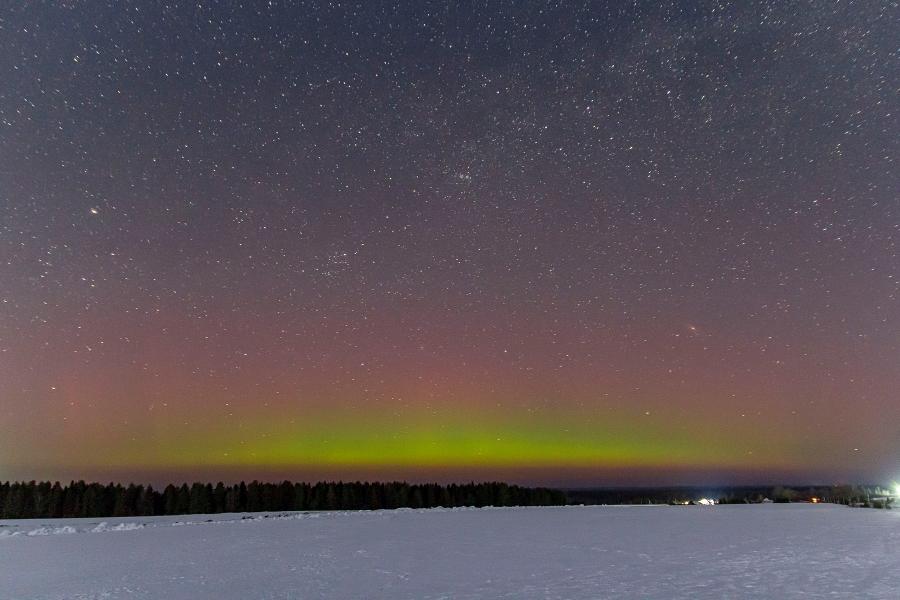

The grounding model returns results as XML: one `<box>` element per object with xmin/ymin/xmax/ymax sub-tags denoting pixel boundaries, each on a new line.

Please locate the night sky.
<box><xmin>1</xmin><ymin>1</ymin><xmax>897</xmax><ymax>486</ymax></box>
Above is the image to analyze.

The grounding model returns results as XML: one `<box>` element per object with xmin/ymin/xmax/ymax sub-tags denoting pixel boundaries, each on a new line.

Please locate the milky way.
<box><xmin>1</xmin><ymin>1</ymin><xmax>897</xmax><ymax>485</ymax></box>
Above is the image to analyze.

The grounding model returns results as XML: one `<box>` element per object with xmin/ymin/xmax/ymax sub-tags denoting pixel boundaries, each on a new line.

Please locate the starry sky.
<box><xmin>1</xmin><ymin>1</ymin><xmax>898</xmax><ymax>487</ymax></box>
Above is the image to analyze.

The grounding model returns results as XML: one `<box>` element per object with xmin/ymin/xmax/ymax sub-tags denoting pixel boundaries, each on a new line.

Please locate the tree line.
<box><xmin>0</xmin><ymin>480</ymin><xmax>567</xmax><ymax>519</ymax></box>
<box><xmin>565</xmin><ymin>484</ymin><xmax>895</xmax><ymax>507</ymax></box>
<box><xmin>718</xmin><ymin>484</ymin><xmax>893</xmax><ymax>507</ymax></box>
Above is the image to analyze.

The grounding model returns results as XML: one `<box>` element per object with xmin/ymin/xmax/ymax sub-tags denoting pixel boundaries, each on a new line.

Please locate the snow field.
<box><xmin>1</xmin><ymin>503</ymin><xmax>898</xmax><ymax>599</ymax></box>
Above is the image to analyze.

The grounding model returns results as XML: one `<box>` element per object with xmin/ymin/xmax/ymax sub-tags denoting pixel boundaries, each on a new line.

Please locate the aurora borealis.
<box><xmin>1</xmin><ymin>1</ymin><xmax>898</xmax><ymax>486</ymax></box>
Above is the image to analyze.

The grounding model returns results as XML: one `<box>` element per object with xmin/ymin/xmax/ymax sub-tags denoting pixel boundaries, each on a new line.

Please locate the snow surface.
<box><xmin>1</xmin><ymin>503</ymin><xmax>898</xmax><ymax>599</ymax></box>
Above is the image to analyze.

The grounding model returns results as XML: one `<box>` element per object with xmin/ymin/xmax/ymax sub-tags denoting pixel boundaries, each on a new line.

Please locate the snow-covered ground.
<box><xmin>1</xmin><ymin>503</ymin><xmax>898</xmax><ymax>599</ymax></box>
